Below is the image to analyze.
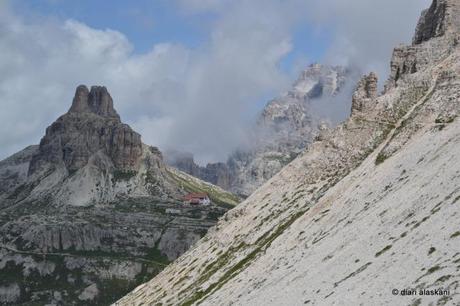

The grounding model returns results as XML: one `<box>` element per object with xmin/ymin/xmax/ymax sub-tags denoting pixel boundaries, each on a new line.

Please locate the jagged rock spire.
<box><xmin>29</xmin><ymin>85</ymin><xmax>141</xmax><ymax>175</ymax></box>
<box><xmin>351</xmin><ymin>72</ymin><xmax>378</xmax><ymax>115</ymax></box>
<box><xmin>385</xmin><ymin>0</ymin><xmax>460</xmax><ymax>91</ymax></box>
<box><xmin>413</xmin><ymin>0</ymin><xmax>460</xmax><ymax>45</ymax></box>
<box><xmin>69</xmin><ymin>85</ymin><xmax>120</xmax><ymax>119</ymax></box>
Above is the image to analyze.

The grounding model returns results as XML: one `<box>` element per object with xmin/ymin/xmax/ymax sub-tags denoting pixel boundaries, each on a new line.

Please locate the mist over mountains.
<box><xmin>0</xmin><ymin>0</ymin><xmax>429</xmax><ymax>164</ymax></box>
<box><xmin>166</xmin><ymin>63</ymin><xmax>359</xmax><ymax>197</ymax></box>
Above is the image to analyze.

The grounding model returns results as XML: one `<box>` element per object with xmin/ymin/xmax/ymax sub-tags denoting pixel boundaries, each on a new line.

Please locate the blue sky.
<box><xmin>13</xmin><ymin>0</ymin><xmax>210</xmax><ymax>52</ymax></box>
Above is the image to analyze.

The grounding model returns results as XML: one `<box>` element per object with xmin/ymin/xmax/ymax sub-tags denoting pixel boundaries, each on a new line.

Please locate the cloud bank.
<box><xmin>0</xmin><ymin>0</ymin><xmax>431</xmax><ymax>163</ymax></box>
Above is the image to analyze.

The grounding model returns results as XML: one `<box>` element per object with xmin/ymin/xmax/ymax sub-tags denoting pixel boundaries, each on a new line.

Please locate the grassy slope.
<box><xmin>166</xmin><ymin>167</ymin><xmax>240</xmax><ymax>209</ymax></box>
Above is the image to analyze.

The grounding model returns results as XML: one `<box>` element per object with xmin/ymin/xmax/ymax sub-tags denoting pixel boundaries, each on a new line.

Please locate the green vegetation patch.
<box><xmin>333</xmin><ymin>262</ymin><xmax>372</xmax><ymax>288</ymax></box>
<box><xmin>375</xmin><ymin>245</ymin><xmax>392</xmax><ymax>257</ymax></box>
<box><xmin>435</xmin><ymin>116</ymin><xmax>455</xmax><ymax>124</ymax></box>
<box><xmin>145</xmin><ymin>247</ymin><xmax>170</xmax><ymax>266</ymax></box>
<box><xmin>427</xmin><ymin>265</ymin><xmax>441</xmax><ymax>274</ymax></box>
<box><xmin>375</xmin><ymin>152</ymin><xmax>389</xmax><ymax>165</ymax></box>
<box><xmin>435</xmin><ymin>275</ymin><xmax>452</xmax><ymax>284</ymax></box>
<box><xmin>416</xmin><ymin>264</ymin><xmax>443</xmax><ymax>283</ymax></box>
<box><xmin>181</xmin><ymin>209</ymin><xmax>308</xmax><ymax>305</ymax></box>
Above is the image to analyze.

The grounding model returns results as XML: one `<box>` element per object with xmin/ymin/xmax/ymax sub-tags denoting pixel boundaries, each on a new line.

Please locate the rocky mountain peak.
<box><xmin>413</xmin><ymin>0</ymin><xmax>460</xmax><ymax>45</ymax></box>
<box><xmin>385</xmin><ymin>0</ymin><xmax>460</xmax><ymax>92</ymax></box>
<box><xmin>69</xmin><ymin>85</ymin><xmax>120</xmax><ymax>119</ymax></box>
<box><xmin>262</xmin><ymin>64</ymin><xmax>349</xmax><ymax>125</ymax></box>
<box><xmin>288</xmin><ymin>64</ymin><xmax>347</xmax><ymax>99</ymax></box>
<box><xmin>29</xmin><ymin>85</ymin><xmax>141</xmax><ymax>175</ymax></box>
<box><xmin>256</xmin><ymin>63</ymin><xmax>350</xmax><ymax>156</ymax></box>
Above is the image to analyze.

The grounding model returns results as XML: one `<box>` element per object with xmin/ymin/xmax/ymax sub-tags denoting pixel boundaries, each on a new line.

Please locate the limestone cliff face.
<box><xmin>29</xmin><ymin>85</ymin><xmax>142</xmax><ymax>176</ymax></box>
<box><xmin>413</xmin><ymin>0</ymin><xmax>460</xmax><ymax>44</ymax></box>
<box><xmin>387</xmin><ymin>0</ymin><xmax>460</xmax><ymax>92</ymax></box>
<box><xmin>116</xmin><ymin>1</ymin><xmax>460</xmax><ymax>305</ymax></box>
<box><xmin>69</xmin><ymin>85</ymin><xmax>120</xmax><ymax>118</ymax></box>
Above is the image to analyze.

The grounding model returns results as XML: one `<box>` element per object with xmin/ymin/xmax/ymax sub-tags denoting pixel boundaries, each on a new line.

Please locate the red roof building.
<box><xmin>183</xmin><ymin>193</ymin><xmax>211</xmax><ymax>205</ymax></box>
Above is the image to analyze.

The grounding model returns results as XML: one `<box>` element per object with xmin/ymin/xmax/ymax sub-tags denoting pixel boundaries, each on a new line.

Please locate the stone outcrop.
<box><xmin>386</xmin><ymin>0</ymin><xmax>460</xmax><ymax>91</ymax></box>
<box><xmin>200</xmin><ymin>162</ymin><xmax>232</xmax><ymax>191</ymax></box>
<box><xmin>351</xmin><ymin>72</ymin><xmax>378</xmax><ymax>115</ymax></box>
<box><xmin>0</xmin><ymin>199</ymin><xmax>227</xmax><ymax>305</ymax></box>
<box><xmin>165</xmin><ymin>151</ymin><xmax>201</xmax><ymax>178</ymax></box>
<box><xmin>413</xmin><ymin>0</ymin><xmax>460</xmax><ymax>45</ymax></box>
<box><xmin>69</xmin><ymin>85</ymin><xmax>120</xmax><ymax>118</ymax></box>
<box><xmin>291</xmin><ymin>63</ymin><xmax>348</xmax><ymax>98</ymax></box>
<box><xmin>0</xmin><ymin>145</ymin><xmax>38</xmax><ymax>202</ymax></box>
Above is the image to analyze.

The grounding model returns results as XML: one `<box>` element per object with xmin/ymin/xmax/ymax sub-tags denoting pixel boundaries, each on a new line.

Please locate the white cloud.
<box><xmin>64</xmin><ymin>20</ymin><xmax>133</xmax><ymax>60</ymax></box>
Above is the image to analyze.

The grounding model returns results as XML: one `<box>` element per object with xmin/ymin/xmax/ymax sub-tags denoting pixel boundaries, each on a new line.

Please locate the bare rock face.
<box><xmin>165</xmin><ymin>151</ymin><xmax>201</xmax><ymax>178</ymax></box>
<box><xmin>351</xmin><ymin>72</ymin><xmax>378</xmax><ymax>115</ymax></box>
<box><xmin>413</xmin><ymin>0</ymin><xmax>460</xmax><ymax>45</ymax></box>
<box><xmin>202</xmin><ymin>162</ymin><xmax>232</xmax><ymax>190</ymax></box>
<box><xmin>29</xmin><ymin>85</ymin><xmax>142</xmax><ymax>175</ymax></box>
<box><xmin>291</xmin><ymin>63</ymin><xmax>348</xmax><ymax>98</ymax></box>
<box><xmin>166</xmin><ymin>151</ymin><xmax>234</xmax><ymax>192</ymax></box>
<box><xmin>386</xmin><ymin>0</ymin><xmax>460</xmax><ymax>91</ymax></box>
<box><xmin>0</xmin><ymin>145</ymin><xmax>38</xmax><ymax>202</ymax></box>
<box><xmin>69</xmin><ymin>85</ymin><xmax>120</xmax><ymax>118</ymax></box>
